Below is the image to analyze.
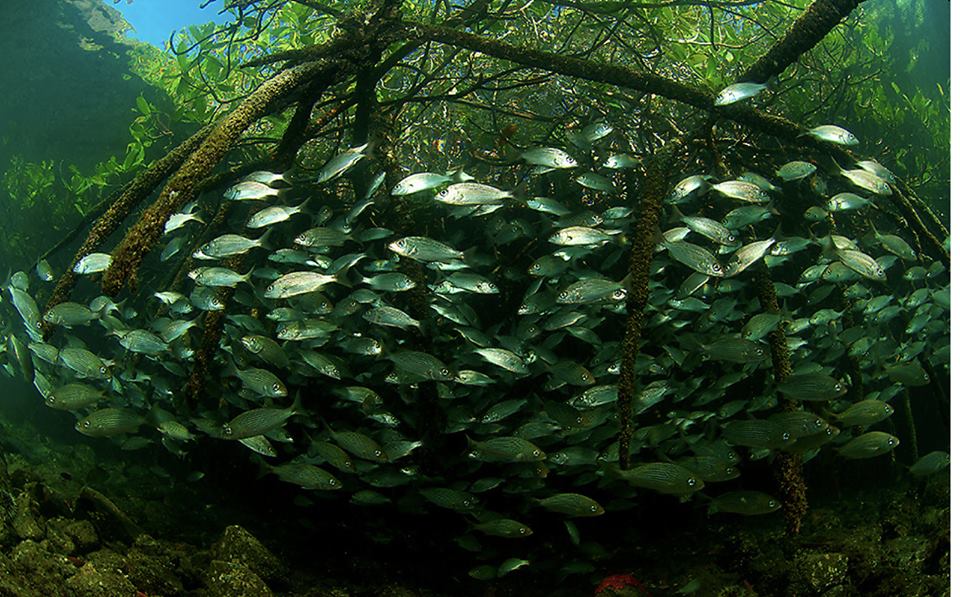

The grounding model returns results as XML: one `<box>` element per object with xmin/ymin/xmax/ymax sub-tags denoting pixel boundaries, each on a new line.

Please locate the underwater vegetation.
<box><xmin>0</xmin><ymin>0</ymin><xmax>948</xmax><ymax>590</ymax></box>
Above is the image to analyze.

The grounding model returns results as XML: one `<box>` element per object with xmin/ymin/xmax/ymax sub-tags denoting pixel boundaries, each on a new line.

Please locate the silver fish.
<box><xmin>223</xmin><ymin>180</ymin><xmax>281</xmax><ymax>201</ymax></box>
<box><xmin>316</xmin><ymin>143</ymin><xmax>368</xmax><ymax>183</ymax></box>
<box><xmin>520</xmin><ymin>147</ymin><xmax>577</xmax><ymax>169</ymax></box>
<box><xmin>436</xmin><ymin>182</ymin><xmax>511</xmax><ymax>205</ymax></box>
<box><xmin>711</xmin><ymin>180</ymin><xmax>769</xmax><ymax>203</ymax></box>
<box><xmin>74</xmin><ymin>253</ymin><xmax>113</xmax><ymax>274</ymax></box>
<box><xmin>804</xmin><ymin>124</ymin><xmax>859</xmax><ymax>146</ymax></box>
<box><xmin>391</xmin><ymin>172</ymin><xmax>453</xmax><ymax>196</ymax></box>
<box><xmin>388</xmin><ymin>237</ymin><xmax>463</xmax><ymax>262</ymax></box>
<box><xmin>714</xmin><ymin>81</ymin><xmax>769</xmax><ymax>106</ymax></box>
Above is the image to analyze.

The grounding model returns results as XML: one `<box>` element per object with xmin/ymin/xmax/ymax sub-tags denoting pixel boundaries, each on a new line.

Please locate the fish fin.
<box><xmin>668</xmin><ymin>205</ymin><xmax>686</xmax><ymax>223</ymax></box>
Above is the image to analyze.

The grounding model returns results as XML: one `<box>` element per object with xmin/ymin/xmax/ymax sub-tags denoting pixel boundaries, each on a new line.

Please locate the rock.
<box><xmin>205</xmin><ymin>559</ymin><xmax>273</xmax><ymax>597</ymax></box>
<box><xmin>796</xmin><ymin>551</ymin><xmax>848</xmax><ymax>592</ymax></box>
<box><xmin>211</xmin><ymin>525</ymin><xmax>284</xmax><ymax>583</ymax></box>
<box><xmin>11</xmin><ymin>489</ymin><xmax>45</xmax><ymax>541</ymax></box>
<box><xmin>65</xmin><ymin>561</ymin><xmax>138</xmax><ymax>597</ymax></box>
<box><xmin>9</xmin><ymin>539</ymin><xmax>77</xmax><ymax>595</ymax></box>
<box><xmin>64</xmin><ymin>519</ymin><xmax>99</xmax><ymax>552</ymax></box>
<box><xmin>42</xmin><ymin>517</ymin><xmax>76</xmax><ymax>555</ymax></box>
<box><xmin>124</xmin><ymin>536</ymin><xmax>184</xmax><ymax>596</ymax></box>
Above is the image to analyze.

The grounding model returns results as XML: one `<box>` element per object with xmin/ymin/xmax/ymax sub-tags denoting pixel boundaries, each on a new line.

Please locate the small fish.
<box><xmin>264</xmin><ymin>272</ymin><xmax>342</xmax><ymax>299</ymax></box>
<box><xmin>245</xmin><ymin>199</ymin><xmax>309</xmax><ymax>229</ymax></box>
<box><xmin>549</xmin><ymin>226</ymin><xmax>618</xmax><ymax>247</ymax></box>
<box><xmin>189</xmin><ymin>266</ymin><xmax>251</xmax><ymax>288</ymax></box>
<box><xmin>838</xmin><ymin>166</ymin><xmax>893</xmax><ymax>196</ymax></box>
<box><xmin>241</xmin><ymin>170</ymin><xmax>287</xmax><ymax>186</ymax></box>
<box><xmin>826</xmin><ymin>192</ymin><xmax>873</xmax><ymax>212</ymax></box>
<box><xmin>723</xmin><ymin>239</ymin><xmax>776</xmax><ymax>277</ymax></box>
<box><xmin>742</xmin><ymin>313</ymin><xmax>782</xmax><ymax>341</ymax></box>
<box><xmin>778</xmin><ymin>373</ymin><xmax>846</xmax><ymax>401</ymax></box>
<box><xmin>474</xmin><ymin>348</ymin><xmax>529</xmax><ymax>374</ymax></box>
<box><xmin>909</xmin><ymin>451</ymin><xmax>950</xmax><ymax>476</ymax></box>
<box><xmin>803</xmin><ymin>125</ymin><xmax>859</xmax><ymax>146</ymax></box>
<box><xmin>420</xmin><ymin>487</ymin><xmax>479</xmax><ymax>512</ymax></box>
<box><xmin>679</xmin><ymin>215</ymin><xmax>737</xmax><ymax>246</ymax></box>
<box><xmin>74</xmin><ymin>253</ymin><xmax>113</xmax><ymax>274</ymax></box>
<box><xmin>776</xmin><ymin>161</ymin><xmax>817</xmax><ymax>181</ymax></box>
<box><xmin>536</xmin><ymin>493</ymin><xmax>604</xmax><ymax>517</ymax></box>
<box><xmin>722</xmin><ymin>420</ymin><xmax>793</xmax><ymax>450</ymax></box>
<box><xmin>467</xmin><ymin>436</ymin><xmax>545</xmax><ymax>462</ymax></box>
<box><xmin>232</xmin><ymin>366</ymin><xmax>287</xmax><ymax>397</ymax></box>
<box><xmin>610</xmin><ymin>462</ymin><xmax>704</xmax><ymax>496</ymax></box>
<box><xmin>58</xmin><ymin>347</ymin><xmax>111</xmax><ymax>379</ymax></box>
<box><xmin>223</xmin><ymin>180</ymin><xmax>282</xmax><ymax>201</ymax></box>
<box><xmin>45</xmin><ymin>383</ymin><xmax>105</xmax><ymax>411</ymax></box>
<box><xmin>391</xmin><ymin>172</ymin><xmax>453</xmax><ymax>196</ymax></box>
<box><xmin>855</xmin><ymin>160</ymin><xmax>896</xmax><ymax>183</ymax></box>
<box><xmin>473</xmin><ymin>518</ymin><xmax>533</xmax><ymax>538</ymax></box>
<box><xmin>222</xmin><ymin>397</ymin><xmax>301</xmax><ymax>440</ymax></box>
<box><xmin>711</xmin><ymin>180</ymin><xmax>768</xmax><ymax>203</ymax></box>
<box><xmin>836</xmin><ymin>249</ymin><xmax>886</xmax><ymax>281</ymax></box>
<box><xmin>666</xmin><ymin>175</ymin><xmax>712</xmax><ymax>204</ymax></box>
<box><xmin>520</xmin><ymin>147</ymin><xmax>577</xmax><ymax>169</ymax></box>
<box><xmin>804</xmin><ymin>206</ymin><xmax>828</xmax><ymax>222</ymax></box>
<box><xmin>574</xmin><ymin>172</ymin><xmax>616</xmax><ymax>193</ymax></box>
<box><xmin>195</xmin><ymin>232</ymin><xmax>269</xmax><ymax>259</ymax></box>
<box><xmin>44</xmin><ymin>302</ymin><xmax>98</xmax><ymax>327</ymax></box>
<box><xmin>436</xmin><ymin>182</ymin><xmax>511</xmax><ymax>205</ymax></box>
<box><xmin>316</xmin><ymin>143</ymin><xmax>368</xmax><ymax>183</ymax></box>
<box><xmin>388</xmin><ymin>237</ymin><xmax>463</xmax><ymax>262</ymax></box>
<box><xmin>663</xmin><ymin>240</ymin><xmax>724</xmax><ymax>277</ymax></box>
<box><xmin>270</xmin><ymin>463</ymin><xmax>342</xmax><ymax>490</ymax></box>
<box><xmin>602</xmin><ymin>153</ymin><xmax>640</xmax><ymax>169</ymax></box>
<box><xmin>557</xmin><ymin>277</ymin><xmax>626</xmax><ymax>304</ymax></box>
<box><xmin>164</xmin><ymin>211</ymin><xmax>205</xmax><ymax>234</ymax></box>
<box><xmin>35</xmin><ymin>260</ymin><xmax>54</xmax><ymax>282</ymax></box>
<box><xmin>837</xmin><ymin>431</ymin><xmax>899</xmax><ymax>459</ymax></box>
<box><xmin>885</xmin><ymin>361</ymin><xmax>930</xmax><ymax>386</ymax></box>
<box><xmin>737</xmin><ymin>172</ymin><xmax>780</xmax><ymax>192</ymax></box>
<box><xmin>708</xmin><ymin>491</ymin><xmax>781</xmax><ymax>516</ymax></box>
<box><xmin>714</xmin><ymin>81</ymin><xmax>769</xmax><ymax>106</ymax></box>
<box><xmin>722</xmin><ymin>205</ymin><xmax>774</xmax><ymax>229</ymax></box>
<box><xmin>76</xmin><ymin>408</ymin><xmax>144</xmax><ymax>437</ymax></box>
<box><xmin>834</xmin><ymin>400</ymin><xmax>894</xmax><ymax>427</ymax></box>
<box><xmin>363</xmin><ymin>306</ymin><xmax>420</xmax><ymax>330</ymax></box>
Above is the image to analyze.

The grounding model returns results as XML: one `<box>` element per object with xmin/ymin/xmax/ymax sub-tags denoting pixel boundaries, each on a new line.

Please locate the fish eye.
<box><xmin>887</xmin><ymin>438</ymin><xmax>895</xmax><ymax>446</ymax></box>
<box><xmin>533</xmin><ymin>449</ymin><xmax>542</xmax><ymax>457</ymax></box>
<box><xmin>558</xmin><ymin>292</ymin><xmax>567</xmax><ymax>300</ymax></box>
<box><xmin>727</xmin><ymin>235</ymin><xmax>736</xmax><ymax>243</ymax></box>
<box><xmin>613</xmin><ymin>289</ymin><xmax>626</xmax><ymax>299</ymax></box>
<box><xmin>768</xmin><ymin>500</ymin><xmax>777</xmax><ymax>508</ymax></box>
<box><xmin>440</xmin><ymin>368</ymin><xmax>450</xmax><ymax>377</ymax></box>
<box><xmin>272</xmin><ymin>383</ymin><xmax>281</xmax><ymax>392</ymax></box>
<box><xmin>328</xmin><ymin>478</ymin><xmax>337</xmax><ymax>486</ymax></box>
<box><xmin>222</xmin><ymin>425</ymin><xmax>233</xmax><ymax>436</ymax></box>
<box><xmin>82</xmin><ymin>421</ymin><xmax>91</xmax><ymax>429</ymax></box>
<box><xmin>834</xmin><ymin>383</ymin><xmax>842</xmax><ymax>391</ymax></box>
<box><xmin>782</xmin><ymin>432</ymin><xmax>791</xmax><ymax>441</ymax></box>
<box><xmin>531</xmin><ymin>263</ymin><xmax>540</xmax><ymax>271</ymax></box>
<box><xmin>712</xmin><ymin>263</ymin><xmax>723</xmax><ymax>273</ymax></box>
<box><xmin>687</xmin><ymin>478</ymin><xmax>696</xmax><ymax>487</ymax></box>
<box><xmin>374</xmin><ymin>449</ymin><xmax>383</xmax><ymax>457</ymax></box>
<box><xmin>99</xmin><ymin>366</ymin><xmax>107</xmax><ymax>374</ymax></box>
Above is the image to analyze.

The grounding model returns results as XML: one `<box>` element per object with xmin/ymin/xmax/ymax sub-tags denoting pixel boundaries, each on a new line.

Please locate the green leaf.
<box><xmin>135</xmin><ymin>95</ymin><xmax>151</xmax><ymax>116</ymax></box>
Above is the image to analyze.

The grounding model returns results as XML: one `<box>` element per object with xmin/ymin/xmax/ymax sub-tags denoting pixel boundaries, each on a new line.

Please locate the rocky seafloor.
<box><xmin>0</xmin><ymin>402</ymin><xmax>947</xmax><ymax>597</ymax></box>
